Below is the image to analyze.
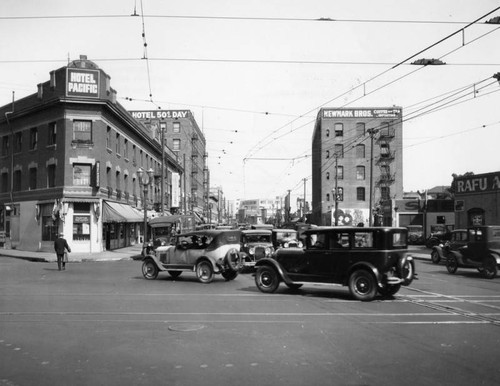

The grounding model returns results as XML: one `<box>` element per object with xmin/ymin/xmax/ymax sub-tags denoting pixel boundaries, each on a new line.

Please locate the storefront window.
<box><xmin>41</xmin><ymin>202</ymin><xmax>57</xmax><ymax>241</ymax></box>
<box><xmin>73</xmin><ymin>203</ymin><xmax>91</xmax><ymax>241</ymax></box>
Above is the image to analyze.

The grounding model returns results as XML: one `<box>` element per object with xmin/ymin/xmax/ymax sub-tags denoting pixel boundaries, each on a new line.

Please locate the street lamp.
<box><xmin>137</xmin><ymin>167</ymin><xmax>154</xmax><ymax>245</ymax></box>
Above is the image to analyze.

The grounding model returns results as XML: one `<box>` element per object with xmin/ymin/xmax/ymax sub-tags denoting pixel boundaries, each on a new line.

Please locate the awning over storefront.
<box><xmin>103</xmin><ymin>201</ymin><xmax>143</xmax><ymax>223</ymax></box>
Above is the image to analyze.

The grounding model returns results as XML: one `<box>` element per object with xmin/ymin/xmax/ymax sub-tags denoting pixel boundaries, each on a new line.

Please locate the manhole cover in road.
<box><xmin>167</xmin><ymin>324</ymin><xmax>205</xmax><ymax>332</ymax></box>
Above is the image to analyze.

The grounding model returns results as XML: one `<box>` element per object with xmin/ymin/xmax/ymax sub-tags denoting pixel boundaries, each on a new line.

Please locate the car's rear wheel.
<box><xmin>431</xmin><ymin>250</ymin><xmax>441</xmax><ymax>264</ymax></box>
<box><xmin>255</xmin><ymin>266</ymin><xmax>280</xmax><ymax>293</ymax></box>
<box><xmin>196</xmin><ymin>261</ymin><xmax>214</xmax><ymax>283</ymax></box>
<box><xmin>221</xmin><ymin>270</ymin><xmax>238</xmax><ymax>281</ymax></box>
<box><xmin>482</xmin><ymin>256</ymin><xmax>498</xmax><ymax>279</ymax></box>
<box><xmin>142</xmin><ymin>260</ymin><xmax>158</xmax><ymax>280</ymax></box>
<box><xmin>378</xmin><ymin>284</ymin><xmax>401</xmax><ymax>298</ymax></box>
<box><xmin>446</xmin><ymin>256</ymin><xmax>458</xmax><ymax>274</ymax></box>
<box><xmin>348</xmin><ymin>270</ymin><xmax>377</xmax><ymax>301</ymax></box>
<box><xmin>168</xmin><ymin>270</ymin><xmax>182</xmax><ymax>279</ymax></box>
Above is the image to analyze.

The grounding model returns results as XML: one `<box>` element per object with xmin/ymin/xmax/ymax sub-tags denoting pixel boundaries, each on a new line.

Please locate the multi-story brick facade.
<box><xmin>0</xmin><ymin>56</ymin><xmax>183</xmax><ymax>253</ymax></box>
<box><xmin>129</xmin><ymin>110</ymin><xmax>208</xmax><ymax>221</ymax></box>
<box><xmin>312</xmin><ymin>107</ymin><xmax>404</xmax><ymax>226</ymax></box>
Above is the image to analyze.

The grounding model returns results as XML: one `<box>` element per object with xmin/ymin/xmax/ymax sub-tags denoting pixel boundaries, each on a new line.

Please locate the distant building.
<box><xmin>453</xmin><ymin>171</ymin><xmax>500</xmax><ymax>227</ymax></box>
<box><xmin>129</xmin><ymin>110</ymin><xmax>208</xmax><ymax>222</ymax></box>
<box><xmin>311</xmin><ymin>107</ymin><xmax>404</xmax><ymax>226</ymax></box>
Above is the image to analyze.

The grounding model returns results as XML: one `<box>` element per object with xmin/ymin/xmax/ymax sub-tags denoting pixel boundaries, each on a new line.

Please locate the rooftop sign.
<box><xmin>129</xmin><ymin>110</ymin><xmax>190</xmax><ymax>120</ymax></box>
<box><xmin>66</xmin><ymin>68</ymin><xmax>99</xmax><ymax>98</ymax></box>
<box><xmin>322</xmin><ymin>108</ymin><xmax>401</xmax><ymax>119</ymax></box>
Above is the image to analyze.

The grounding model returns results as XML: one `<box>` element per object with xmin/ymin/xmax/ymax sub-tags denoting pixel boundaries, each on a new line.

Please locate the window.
<box><xmin>325</xmin><ymin>129</ymin><xmax>330</xmax><ymax>138</ymax></box>
<box><xmin>73</xmin><ymin>120</ymin><xmax>92</xmax><ymax>143</ymax></box>
<box><xmin>115</xmin><ymin>133</ymin><xmax>121</xmax><ymax>154</ymax></box>
<box><xmin>326</xmin><ymin>193</ymin><xmax>330</xmax><ymax>202</ymax></box>
<box><xmin>353</xmin><ymin>232</ymin><xmax>373</xmax><ymax>248</ymax></box>
<box><xmin>172</xmin><ymin>139</ymin><xmax>181</xmax><ymax>151</ymax></box>
<box><xmin>356</xmin><ymin>123</ymin><xmax>365</xmax><ymax>136</ymax></box>
<box><xmin>1</xmin><ymin>172</ymin><xmax>8</xmax><ymax>192</ymax></box>
<box><xmin>14</xmin><ymin>132</ymin><xmax>22</xmax><ymax>153</ymax></box>
<box><xmin>326</xmin><ymin>150</ymin><xmax>330</xmax><ymax>159</ymax></box>
<box><xmin>326</xmin><ymin>172</ymin><xmax>330</xmax><ymax>180</ymax></box>
<box><xmin>334</xmin><ymin>144</ymin><xmax>343</xmax><ymax>158</ymax></box>
<box><xmin>116</xmin><ymin>171</ymin><xmax>121</xmax><ymax>191</ymax></box>
<box><xmin>13</xmin><ymin>170</ymin><xmax>22</xmax><ymax>191</ymax></box>
<box><xmin>336</xmin><ymin>165</ymin><xmax>344</xmax><ymax>179</ymax></box>
<box><xmin>124</xmin><ymin>139</ymin><xmax>129</xmax><ymax>159</ymax></box>
<box><xmin>106</xmin><ymin>126</ymin><xmax>111</xmax><ymax>148</ymax></box>
<box><xmin>132</xmin><ymin>145</ymin><xmax>137</xmax><ymax>163</ymax></box>
<box><xmin>381</xmin><ymin>164</ymin><xmax>390</xmax><ymax>177</ymax></box>
<box><xmin>48</xmin><ymin>122</ymin><xmax>57</xmax><ymax>146</ymax></box>
<box><xmin>173</xmin><ymin>122</ymin><xmax>180</xmax><ymax>133</ymax></box>
<box><xmin>106</xmin><ymin>166</ymin><xmax>112</xmax><ymax>187</ymax></box>
<box><xmin>29</xmin><ymin>168</ymin><xmax>37</xmax><ymax>190</ymax></box>
<box><xmin>73</xmin><ymin>203</ymin><xmax>91</xmax><ymax>241</ymax></box>
<box><xmin>380</xmin><ymin>142</ymin><xmax>390</xmax><ymax>157</ymax></box>
<box><xmin>73</xmin><ymin>164</ymin><xmax>91</xmax><ymax>186</ymax></box>
<box><xmin>47</xmin><ymin>164</ymin><xmax>56</xmax><ymax>187</ymax></box>
<box><xmin>356</xmin><ymin>166</ymin><xmax>365</xmax><ymax>180</ymax></box>
<box><xmin>1</xmin><ymin>136</ymin><xmax>9</xmax><ymax>156</ymax></box>
<box><xmin>29</xmin><ymin>127</ymin><xmax>38</xmax><ymax>150</ymax></box>
<box><xmin>356</xmin><ymin>144</ymin><xmax>365</xmax><ymax>158</ymax></box>
<box><xmin>381</xmin><ymin>186</ymin><xmax>391</xmax><ymax>200</ymax></box>
<box><xmin>334</xmin><ymin>123</ymin><xmax>343</xmax><ymax>137</ymax></box>
<box><xmin>356</xmin><ymin>187</ymin><xmax>365</xmax><ymax>201</ymax></box>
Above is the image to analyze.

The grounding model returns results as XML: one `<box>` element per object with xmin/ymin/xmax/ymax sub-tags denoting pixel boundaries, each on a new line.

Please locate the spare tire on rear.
<box><xmin>225</xmin><ymin>248</ymin><xmax>241</xmax><ymax>272</ymax></box>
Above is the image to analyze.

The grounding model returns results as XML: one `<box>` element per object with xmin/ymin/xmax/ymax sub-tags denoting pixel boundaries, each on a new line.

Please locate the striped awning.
<box><xmin>103</xmin><ymin>201</ymin><xmax>143</xmax><ymax>223</ymax></box>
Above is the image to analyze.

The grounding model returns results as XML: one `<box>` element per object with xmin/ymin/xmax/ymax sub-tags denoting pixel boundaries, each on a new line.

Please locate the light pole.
<box><xmin>137</xmin><ymin>167</ymin><xmax>154</xmax><ymax>245</ymax></box>
<box><xmin>160</xmin><ymin>122</ymin><xmax>166</xmax><ymax>215</ymax></box>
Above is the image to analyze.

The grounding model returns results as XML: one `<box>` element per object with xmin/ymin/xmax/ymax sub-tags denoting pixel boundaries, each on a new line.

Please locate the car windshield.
<box><xmin>244</xmin><ymin>234</ymin><xmax>271</xmax><ymax>243</ymax></box>
<box><xmin>275</xmin><ymin>231</ymin><xmax>297</xmax><ymax>239</ymax></box>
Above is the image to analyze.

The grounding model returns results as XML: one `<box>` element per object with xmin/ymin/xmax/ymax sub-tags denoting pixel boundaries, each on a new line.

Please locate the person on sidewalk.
<box><xmin>54</xmin><ymin>232</ymin><xmax>71</xmax><ymax>271</ymax></box>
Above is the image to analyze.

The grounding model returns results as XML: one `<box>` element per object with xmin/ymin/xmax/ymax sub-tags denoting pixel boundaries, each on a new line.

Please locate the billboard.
<box><xmin>322</xmin><ymin>108</ymin><xmax>401</xmax><ymax>119</ymax></box>
<box><xmin>66</xmin><ymin>68</ymin><xmax>99</xmax><ymax>98</ymax></box>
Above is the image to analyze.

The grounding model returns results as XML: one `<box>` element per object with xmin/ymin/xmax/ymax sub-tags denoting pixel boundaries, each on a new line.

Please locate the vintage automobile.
<box><xmin>406</xmin><ymin>225</ymin><xmax>424</xmax><ymax>245</ymax></box>
<box><xmin>254</xmin><ymin>226</ymin><xmax>416</xmax><ymax>301</ymax></box>
<box><xmin>141</xmin><ymin>230</ymin><xmax>242</xmax><ymax>283</ymax></box>
<box><xmin>240</xmin><ymin>229</ymin><xmax>274</xmax><ymax>269</ymax></box>
<box><xmin>272</xmin><ymin>229</ymin><xmax>303</xmax><ymax>249</ymax></box>
<box><xmin>430</xmin><ymin>229</ymin><xmax>469</xmax><ymax>264</ymax></box>
<box><xmin>445</xmin><ymin>226</ymin><xmax>500</xmax><ymax>279</ymax></box>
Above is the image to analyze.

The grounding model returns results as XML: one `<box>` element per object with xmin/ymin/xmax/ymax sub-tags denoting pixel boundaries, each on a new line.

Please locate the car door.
<box><xmin>305</xmin><ymin>231</ymin><xmax>338</xmax><ymax>282</ymax></box>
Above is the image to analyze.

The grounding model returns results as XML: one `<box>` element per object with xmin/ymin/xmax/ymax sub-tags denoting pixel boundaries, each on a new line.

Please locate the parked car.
<box><xmin>430</xmin><ymin>229</ymin><xmax>469</xmax><ymax>264</ymax></box>
<box><xmin>141</xmin><ymin>230</ymin><xmax>242</xmax><ymax>283</ymax></box>
<box><xmin>254</xmin><ymin>226</ymin><xmax>416</xmax><ymax>301</ymax></box>
<box><xmin>445</xmin><ymin>226</ymin><xmax>500</xmax><ymax>279</ymax></box>
<box><xmin>425</xmin><ymin>225</ymin><xmax>453</xmax><ymax>248</ymax></box>
<box><xmin>240</xmin><ymin>229</ymin><xmax>274</xmax><ymax>269</ymax></box>
<box><xmin>272</xmin><ymin>229</ymin><xmax>302</xmax><ymax>249</ymax></box>
<box><xmin>406</xmin><ymin>225</ymin><xmax>424</xmax><ymax>245</ymax></box>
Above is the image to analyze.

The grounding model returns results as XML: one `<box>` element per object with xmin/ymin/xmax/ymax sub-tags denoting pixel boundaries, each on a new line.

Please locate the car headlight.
<box><xmin>284</xmin><ymin>242</ymin><xmax>289</xmax><ymax>248</ymax></box>
<box><xmin>249</xmin><ymin>247</ymin><xmax>255</xmax><ymax>255</ymax></box>
<box><xmin>265</xmin><ymin>247</ymin><xmax>272</xmax><ymax>256</ymax></box>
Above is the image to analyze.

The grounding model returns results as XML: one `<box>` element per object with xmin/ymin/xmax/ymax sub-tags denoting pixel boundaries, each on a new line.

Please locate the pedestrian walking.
<box><xmin>54</xmin><ymin>232</ymin><xmax>71</xmax><ymax>271</ymax></box>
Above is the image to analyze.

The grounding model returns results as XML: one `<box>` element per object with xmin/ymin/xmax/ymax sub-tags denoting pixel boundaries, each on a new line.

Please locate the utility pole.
<box><xmin>367</xmin><ymin>128</ymin><xmax>376</xmax><ymax>226</ymax></box>
<box><xmin>160</xmin><ymin>122</ymin><xmax>166</xmax><ymax>215</ymax></box>
<box><xmin>334</xmin><ymin>154</ymin><xmax>339</xmax><ymax>226</ymax></box>
<box><xmin>303</xmin><ymin>177</ymin><xmax>306</xmax><ymax>219</ymax></box>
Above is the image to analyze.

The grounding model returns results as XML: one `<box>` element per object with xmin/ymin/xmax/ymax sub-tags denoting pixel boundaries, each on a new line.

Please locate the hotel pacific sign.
<box><xmin>66</xmin><ymin>68</ymin><xmax>100</xmax><ymax>98</ymax></box>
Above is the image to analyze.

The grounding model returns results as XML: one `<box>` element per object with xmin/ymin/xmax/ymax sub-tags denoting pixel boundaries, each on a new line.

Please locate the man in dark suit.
<box><xmin>54</xmin><ymin>232</ymin><xmax>71</xmax><ymax>271</ymax></box>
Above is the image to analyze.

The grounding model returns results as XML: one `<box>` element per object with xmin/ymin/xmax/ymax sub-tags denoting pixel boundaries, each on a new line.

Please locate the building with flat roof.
<box><xmin>0</xmin><ymin>55</ymin><xmax>183</xmax><ymax>253</ymax></box>
<box><xmin>311</xmin><ymin>107</ymin><xmax>404</xmax><ymax>226</ymax></box>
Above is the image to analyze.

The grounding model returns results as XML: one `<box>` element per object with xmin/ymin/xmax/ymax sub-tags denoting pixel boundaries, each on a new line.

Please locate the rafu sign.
<box><xmin>455</xmin><ymin>172</ymin><xmax>500</xmax><ymax>195</ymax></box>
<box><xmin>66</xmin><ymin>68</ymin><xmax>100</xmax><ymax>98</ymax></box>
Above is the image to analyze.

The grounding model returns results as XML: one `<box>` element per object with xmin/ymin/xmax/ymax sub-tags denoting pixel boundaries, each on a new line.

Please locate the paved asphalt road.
<box><xmin>0</xmin><ymin>255</ymin><xmax>499</xmax><ymax>386</ymax></box>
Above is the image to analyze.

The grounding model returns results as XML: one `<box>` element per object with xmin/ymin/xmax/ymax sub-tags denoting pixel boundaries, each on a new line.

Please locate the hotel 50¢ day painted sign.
<box><xmin>66</xmin><ymin>68</ymin><xmax>100</xmax><ymax>98</ymax></box>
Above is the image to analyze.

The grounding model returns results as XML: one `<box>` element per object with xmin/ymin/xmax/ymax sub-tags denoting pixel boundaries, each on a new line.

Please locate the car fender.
<box><xmin>346</xmin><ymin>262</ymin><xmax>382</xmax><ymax>287</ymax></box>
<box><xmin>254</xmin><ymin>258</ymin><xmax>294</xmax><ymax>285</ymax></box>
<box><xmin>143</xmin><ymin>255</ymin><xmax>162</xmax><ymax>270</ymax></box>
<box><xmin>488</xmin><ymin>250</ymin><xmax>500</xmax><ymax>264</ymax></box>
<box><xmin>195</xmin><ymin>256</ymin><xmax>218</xmax><ymax>272</ymax></box>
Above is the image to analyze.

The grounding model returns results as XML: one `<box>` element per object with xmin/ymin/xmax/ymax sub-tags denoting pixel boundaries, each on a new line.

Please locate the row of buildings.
<box><xmin>1</xmin><ymin>56</ymin><xmax>497</xmax><ymax>254</ymax></box>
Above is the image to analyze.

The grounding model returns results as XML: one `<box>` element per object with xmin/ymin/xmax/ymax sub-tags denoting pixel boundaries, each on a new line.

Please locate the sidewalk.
<box><xmin>0</xmin><ymin>244</ymin><xmax>143</xmax><ymax>263</ymax></box>
<box><xmin>0</xmin><ymin>244</ymin><xmax>429</xmax><ymax>263</ymax></box>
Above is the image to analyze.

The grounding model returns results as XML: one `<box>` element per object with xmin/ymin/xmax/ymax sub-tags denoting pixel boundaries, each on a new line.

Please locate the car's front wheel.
<box><xmin>142</xmin><ymin>260</ymin><xmax>159</xmax><ymax>280</ymax></box>
<box><xmin>348</xmin><ymin>270</ymin><xmax>377</xmax><ymax>301</ymax></box>
<box><xmin>196</xmin><ymin>261</ymin><xmax>214</xmax><ymax>284</ymax></box>
<box><xmin>482</xmin><ymin>256</ymin><xmax>498</xmax><ymax>279</ymax></box>
<box><xmin>446</xmin><ymin>256</ymin><xmax>458</xmax><ymax>274</ymax></box>
<box><xmin>431</xmin><ymin>250</ymin><xmax>441</xmax><ymax>264</ymax></box>
<box><xmin>255</xmin><ymin>266</ymin><xmax>280</xmax><ymax>293</ymax></box>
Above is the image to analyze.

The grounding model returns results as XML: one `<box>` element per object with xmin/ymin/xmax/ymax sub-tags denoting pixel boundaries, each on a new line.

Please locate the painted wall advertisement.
<box><xmin>66</xmin><ymin>68</ymin><xmax>100</xmax><ymax>98</ymax></box>
<box><xmin>332</xmin><ymin>208</ymin><xmax>369</xmax><ymax>227</ymax></box>
<box><xmin>171</xmin><ymin>173</ymin><xmax>180</xmax><ymax>208</ymax></box>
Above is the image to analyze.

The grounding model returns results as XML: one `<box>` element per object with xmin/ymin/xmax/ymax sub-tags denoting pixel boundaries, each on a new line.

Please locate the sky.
<box><xmin>1</xmin><ymin>0</ymin><xmax>499</xmax><ymax>210</ymax></box>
